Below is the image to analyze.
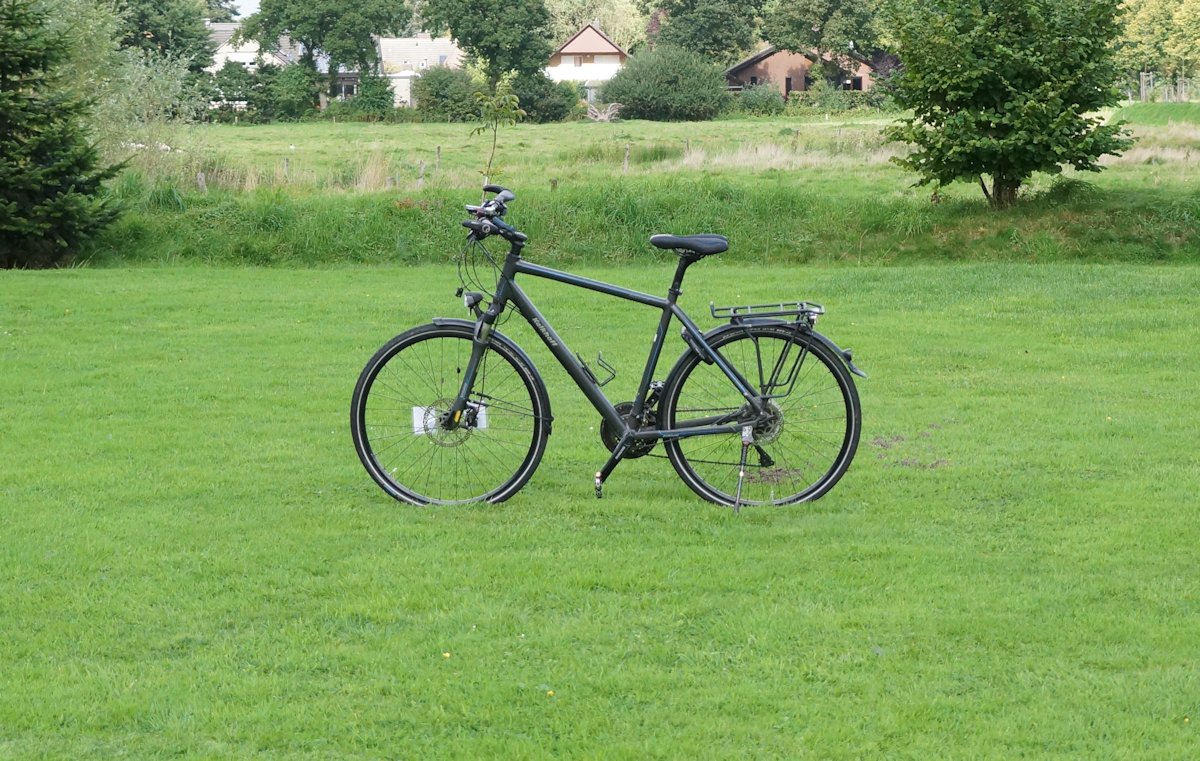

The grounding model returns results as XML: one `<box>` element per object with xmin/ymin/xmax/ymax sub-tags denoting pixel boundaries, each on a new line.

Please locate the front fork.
<box><xmin>440</xmin><ymin>296</ymin><xmax>497</xmax><ymax>430</ymax></box>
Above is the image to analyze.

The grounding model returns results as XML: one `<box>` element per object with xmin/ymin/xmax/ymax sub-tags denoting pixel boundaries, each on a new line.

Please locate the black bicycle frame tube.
<box><xmin>450</xmin><ymin>242</ymin><xmax>764</xmax><ymax>440</ymax></box>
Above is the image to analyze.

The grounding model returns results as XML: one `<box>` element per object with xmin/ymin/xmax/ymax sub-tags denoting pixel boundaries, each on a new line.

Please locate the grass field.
<box><xmin>84</xmin><ymin>109</ymin><xmax>1200</xmax><ymax>267</ymax></box>
<box><xmin>2</xmin><ymin>263</ymin><xmax>1198</xmax><ymax>757</ymax></box>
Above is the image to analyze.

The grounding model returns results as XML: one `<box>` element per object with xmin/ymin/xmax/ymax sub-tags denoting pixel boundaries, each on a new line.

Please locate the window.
<box><xmin>749</xmin><ymin>75</ymin><xmax>758</xmax><ymax>86</ymax></box>
<box><xmin>574</xmin><ymin>55</ymin><xmax>584</xmax><ymax>67</ymax></box>
<box><xmin>785</xmin><ymin>77</ymin><xmax>793</xmax><ymax>94</ymax></box>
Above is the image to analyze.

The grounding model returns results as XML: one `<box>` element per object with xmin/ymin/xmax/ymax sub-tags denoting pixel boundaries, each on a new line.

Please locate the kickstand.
<box><xmin>594</xmin><ymin>439</ymin><xmax>629</xmax><ymax>499</ymax></box>
<box><xmin>733</xmin><ymin>425</ymin><xmax>753</xmax><ymax>513</ymax></box>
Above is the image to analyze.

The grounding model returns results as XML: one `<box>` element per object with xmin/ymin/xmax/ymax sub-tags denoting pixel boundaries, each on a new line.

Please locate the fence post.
<box><xmin>624</xmin><ymin>143</ymin><xmax>630</xmax><ymax>173</ymax></box>
<box><xmin>196</xmin><ymin>172</ymin><xmax>207</xmax><ymax>193</ymax></box>
<box><xmin>418</xmin><ymin>161</ymin><xmax>426</xmax><ymax>189</ymax></box>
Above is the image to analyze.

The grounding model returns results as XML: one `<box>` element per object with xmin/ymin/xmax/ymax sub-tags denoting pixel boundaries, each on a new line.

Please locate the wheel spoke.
<box><xmin>664</xmin><ymin>328</ymin><xmax>859</xmax><ymax>506</ymax></box>
<box><xmin>352</xmin><ymin>328</ymin><xmax>548</xmax><ymax>505</ymax></box>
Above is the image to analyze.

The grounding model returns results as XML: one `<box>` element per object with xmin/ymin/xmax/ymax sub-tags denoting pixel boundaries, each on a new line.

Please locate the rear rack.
<box><xmin>710</xmin><ymin>301</ymin><xmax>825</xmax><ymax>321</ymax></box>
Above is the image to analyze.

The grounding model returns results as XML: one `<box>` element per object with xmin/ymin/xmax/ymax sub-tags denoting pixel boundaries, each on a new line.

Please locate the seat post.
<box><xmin>668</xmin><ymin>254</ymin><xmax>699</xmax><ymax>299</ymax></box>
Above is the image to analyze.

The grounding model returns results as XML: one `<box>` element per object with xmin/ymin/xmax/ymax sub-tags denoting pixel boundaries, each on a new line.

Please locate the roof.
<box><xmin>377</xmin><ymin>34</ymin><xmax>464</xmax><ymax>73</ymax></box>
<box><xmin>207</xmin><ymin>22</ymin><xmax>240</xmax><ymax>49</ymax></box>
<box><xmin>725</xmin><ymin>45</ymin><xmax>873</xmax><ymax>76</ymax></box>
<box><xmin>553</xmin><ymin>24</ymin><xmax>627</xmax><ymax>57</ymax></box>
<box><xmin>207</xmin><ymin>21</ymin><xmax>303</xmax><ymax>65</ymax></box>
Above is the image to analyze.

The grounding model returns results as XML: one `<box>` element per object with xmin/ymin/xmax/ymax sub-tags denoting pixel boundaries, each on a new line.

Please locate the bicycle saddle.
<box><xmin>649</xmin><ymin>234</ymin><xmax>729</xmax><ymax>256</ymax></box>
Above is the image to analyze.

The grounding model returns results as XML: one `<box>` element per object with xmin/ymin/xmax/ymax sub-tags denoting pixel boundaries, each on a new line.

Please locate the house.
<box><xmin>545</xmin><ymin>23</ymin><xmax>628</xmax><ymax>102</ymax></box>
<box><xmin>376</xmin><ymin>34</ymin><xmax>465</xmax><ymax>106</ymax></box>
<box><xmin>725</xmin><ymin>46</ymin><xmax>874</xmax><ymax>95</ymax></box>
<box><xmin>204</xmin><ymin>21</ymin><xmax>303</xmax><ymax>74</ymax></box>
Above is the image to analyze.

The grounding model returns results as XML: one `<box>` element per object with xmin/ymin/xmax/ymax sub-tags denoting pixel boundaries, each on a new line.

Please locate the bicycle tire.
<box><xmin>661</xmin><ymin>324</ymin><xmax>861</xmax><ymax>506</ymax></box>
<box><xmin>351</xmin><ymin>323</ymin><xmax>550</xmax><ymax>505</ymax></box>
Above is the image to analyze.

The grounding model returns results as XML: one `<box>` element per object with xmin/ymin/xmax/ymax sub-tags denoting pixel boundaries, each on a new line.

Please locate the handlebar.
<box><xmin>463</xmin><ymin>186</ymin><xmax>527</xmax><ymax>244</ymax></box>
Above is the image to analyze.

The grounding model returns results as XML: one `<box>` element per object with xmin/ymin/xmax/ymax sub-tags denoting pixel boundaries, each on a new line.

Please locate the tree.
<box><xmin>1165</xmin><ymin>0</ymin><xmax>1200</xmax><ymax>76</ymax></box>
<box><xmin>761</xmin><ymin>0</ymin><xmax>879</xmax><ymax>79</ymax></box>
<box><xmin>240</xmin><ymin>0</ymin><xmax>412</xmax><ymax>83</ymax></box>
<box><xmin>601</xmin><ymin>45</ymin><xmax>729</xmax><ymax>120</ymax></box>
<box><xmin>654</xmin><ymin>0</ymin><xmax>758</xmax><ymax>64</ymax></box>
<box><xmin>1</xmin><ymin>0</ymin><xmax>121</xmax><ymax>268</ymax></box>
<box><xmin>423</xmin><ymin>0</ymin><xmax>554</xmax><ymax>84</ymax></box>
<box><xmin>472</xmin><ymin>73</ymin><xmax>525</xmax><ymax>185</ymax></box>
<box><xmin>545</xmin><ymin>0</ymin><xmax>646</xmax><ymax>53</ymax></box>
<box><xmin>1121</xmin><ymin>0</ymin><xmax>1181</xmax><ymax>75</ymax></box>
<box><xmin>884</xmin><ymin>0</ymin><xmax>1134</xmax><ymax>208</ymax></box>
<box><xmin>205</xmin><ymin>0</ymin><xmax>237</xmax><ymax>22</ymax></box>
<box><xmin>119</xmin><ymin>0</ymin><xmax>216</xmax><ymax>71</ymax></box>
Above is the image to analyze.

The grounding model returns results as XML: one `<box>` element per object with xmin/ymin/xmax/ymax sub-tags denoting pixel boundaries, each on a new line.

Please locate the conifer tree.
<box><xmin>1</xmin><ymin>0</ymin><xmax>121</xmax><ymax>268</ymax></box>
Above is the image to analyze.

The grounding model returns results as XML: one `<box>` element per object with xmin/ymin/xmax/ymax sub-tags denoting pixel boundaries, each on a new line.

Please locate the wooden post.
<box><xmin>436</xmin><ymin>146</ymin><xmax>442</xmax><ymax>172</ymax></box>
<box><xmin>418</xmin><ymin>161</ymin><xmax>426</xmax><ymax>189</ymax></box>
<box><xmin>283</xmin><ymin>158</ymin><xmax>289</xmax><ymax>179</ymax></box>
<box><xmin>623</xmin><ymin>143</ymin><xmax>631</xmax><ymax>173</ymax></box>
<box><xmin>196</xmin><ymin>172</ymin><xmax>207</xmax><ymax>193</ymax></box>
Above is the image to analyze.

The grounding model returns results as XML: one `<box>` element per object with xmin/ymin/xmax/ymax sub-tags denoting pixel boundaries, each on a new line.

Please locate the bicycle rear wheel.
<box><xmin>662</xmin><ymin>325</ymin><xmax>860</xmax><ymax>506</ymax></box>
<box><xmin>351</xmin><ymin>323</ymin><xmax>550</xmax><ymax>505</ymax></box>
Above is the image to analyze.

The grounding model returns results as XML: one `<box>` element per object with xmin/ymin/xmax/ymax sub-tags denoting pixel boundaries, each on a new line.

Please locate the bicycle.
<box><xmin>351</xmin><ymin>186</ymin><xmax>866</xmax><ymax>510</ymax></box>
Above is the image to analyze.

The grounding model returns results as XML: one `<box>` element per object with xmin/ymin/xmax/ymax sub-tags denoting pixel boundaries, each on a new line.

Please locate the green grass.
<box><xmin>1114</xmin><ymin>102</ymin><xmax>1200</xmax><ymax>126</ymax></box>
<box><xmin>85</xmin><ymin>109</ymin><xmax>1200</xmax><ymax>267</ymax></box>
<box><xmin>2</xmin><ymin>264</ymin><xmax>1198</xmax><ymax>758</ymax></box>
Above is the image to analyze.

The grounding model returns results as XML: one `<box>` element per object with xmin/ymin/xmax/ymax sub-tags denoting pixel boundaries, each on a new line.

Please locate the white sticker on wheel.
<box><xmin>411</xmin><ymin>405</ymin><xmax>487</xmax><ymax>434</ymax></box>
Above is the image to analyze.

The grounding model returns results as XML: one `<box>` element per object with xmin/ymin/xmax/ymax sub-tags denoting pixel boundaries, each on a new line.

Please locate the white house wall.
<box><xmin>546</xmin><ymin>54</ymin><xmax>624</xmax><ymax>83</ymax></box>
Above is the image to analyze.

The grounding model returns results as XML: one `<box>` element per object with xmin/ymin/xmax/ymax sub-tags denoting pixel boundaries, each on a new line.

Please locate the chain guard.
<box><xmin>600</xmin><ymin>401</ymin><xmax>657</xmax><ymax>459</ymax></box>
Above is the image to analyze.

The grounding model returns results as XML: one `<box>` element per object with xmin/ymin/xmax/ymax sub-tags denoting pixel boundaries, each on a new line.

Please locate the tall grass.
<box><xmin>78</xmin><ymin>108</ymin><xmax>1200</xmax><ymax>266</ymax></box>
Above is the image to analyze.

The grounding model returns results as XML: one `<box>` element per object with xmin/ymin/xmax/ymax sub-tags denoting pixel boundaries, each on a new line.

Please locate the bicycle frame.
<box><xmin>447</xmin><ymin>240</ymin><xmax>771</xmax><ymax>450</ymax></box>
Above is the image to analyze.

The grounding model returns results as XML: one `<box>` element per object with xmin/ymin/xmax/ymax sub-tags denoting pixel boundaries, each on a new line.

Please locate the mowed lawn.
<box><xmin>2</xmin><ymin>263</ymin><xmax>1198</xmax><ymax>758</ymax></box>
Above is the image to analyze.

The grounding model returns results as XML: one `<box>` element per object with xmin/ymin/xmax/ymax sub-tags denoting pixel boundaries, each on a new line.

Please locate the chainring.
<box><xmin>600</xmin><ymin>401</ymin><xmax>658</xmax><ymax>459</ymax></box>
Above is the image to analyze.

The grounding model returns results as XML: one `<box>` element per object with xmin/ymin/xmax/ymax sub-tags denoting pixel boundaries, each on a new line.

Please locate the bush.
<box><xmin>350</xmin><ymin>72</ymin><xmax>398</xmax><ymax>118</ymax></box>
<box><xmin>600</xmin><ymin>45</ymin><xmax>730</xmax><ymax>121</ymax></box>
<box><xmin>737</xmin><ymin>82</ymin><xmax>786</xmax><ymax>116</ymax></box>
<box><xmin>270</xmin><ymin>65</ymin><xmax>321</xmax><ymax>120</ymax></box>
<box><xmin>511</xmin><ymin>73</ymin><xmax>579</xmax><ymax>123</ymax></box>
<box><xmin>784</xmin><ymin>79</ymin><xmax>894</xmax><ymax>114</ymax></box>
<box><xmin>412</xmin><ymin>66</ymin><xmax>484</xmax><ymax>122</ymax></box>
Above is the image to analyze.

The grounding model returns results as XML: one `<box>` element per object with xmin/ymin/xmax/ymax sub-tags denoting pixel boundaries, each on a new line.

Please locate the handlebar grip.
<box><xmin>491</xmin><ymin>218</ymin><xmax>527</xmax><ymax>243</ymax></box>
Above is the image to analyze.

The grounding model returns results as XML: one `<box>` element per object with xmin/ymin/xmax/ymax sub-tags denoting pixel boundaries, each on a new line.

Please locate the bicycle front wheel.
<box><xmin>662</xmin><ymin>325</ymin><xmax>861</xmax><ymax>506</ymax></box>
<box><xmin>351</xmin><ymin>323</ymin><xmax>550</xmax><ymax>505</ymax></box>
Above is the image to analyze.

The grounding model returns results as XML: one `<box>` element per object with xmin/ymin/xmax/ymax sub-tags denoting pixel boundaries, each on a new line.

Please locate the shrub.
<box><xmin>270</xmin><ymin>64</ymin><xmax>321</xmax><ymax>120</ymax></box>
<box><xmin>737</xmin><ymin>82</ymin><xmax>786</xmax><ymax>116</ymax></box>
<box><xmin>511</xmin><ymin>72</ymin><xmax>578</xmax><ymax>123</ymax></box>
<box><xmin>600</xmin><ymin>45</ymin><xmax>730</xmax><ymax>121</ymax></box>
<box><xmin>412</xmin><ymin>66</ymin><xmax>484</xmax><ymax>122</ymax></box>
<box><xmin>350</xmin><ymin>71</ymin><xmax>398</xmax><ymax>119</ymax></box>
<box><xmin>784</xmin><ymin>79</ymin><xmax>893</xmax><ymax>114</ymax></box>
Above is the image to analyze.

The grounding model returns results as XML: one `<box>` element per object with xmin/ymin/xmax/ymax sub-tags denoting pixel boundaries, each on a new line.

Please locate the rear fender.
<box><xmin>694</xmin><ymin>319</ymin><xmax>867</xmax><ymax>379</ymax></box>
